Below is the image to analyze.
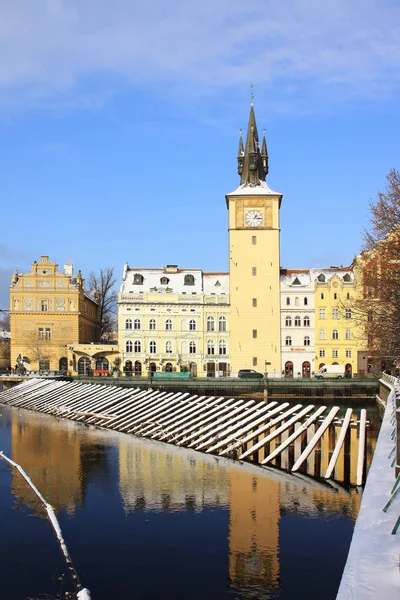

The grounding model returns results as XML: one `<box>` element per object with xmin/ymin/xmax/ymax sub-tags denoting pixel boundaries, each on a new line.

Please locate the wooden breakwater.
<box><xmin>0</xmin><ymin>378</ymin><xmax>369</xmax><ymax>485</ymax></box>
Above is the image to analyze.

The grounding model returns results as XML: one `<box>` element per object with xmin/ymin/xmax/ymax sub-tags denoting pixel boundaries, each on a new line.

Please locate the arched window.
<box><xmin>134</xmin><ymin>340</ymin><xmax>142</xmax><ymax>353</ymax></box>
<box><xmin>134</xmin><ymin>318</ymin><xmax>141</xmax><ymax>330</ymax></box>
<box><xmin>149</xmin><ymin>318</ymin><xmax>156</xmax><ymax>330</ymax></box>
<box><xmin>285</xmin><ymin>336</ymin><xmax>292</xmax><ymax>346</ymax></box>
<box><xmin>345</xmin><ymin>308</ymin><xmax>352</xmax><ymax>319</ymax></box>
<box><xmin>207</xmin><ymin>340</ymin><xmax>215</xmax><ymax>355</ymax></box>
<box><xmin>218</xmin><ymin>316</ymin><xmax>227</xmax><ymax>332</ymax></box>
<box><xmin>181</xmin><ymin>319</ymin><xmax>187</xmax><ymax>331</ymax></box>
<box><xmin>124</xmin><ymin>360</ymin><xmax>132</xmax><ymax>373</ymax></box>
<box><xmin>332</xmin><ymin>329</ymin><xmax>339</xmax><ymax>340</ymax></box>
<box><xmin>165</xmin><ymin>319</ymin><xmax>172</xmax><ymax>330</ymax></box>
<box><xmin>189</xmin><ymin>319</ymin><xmax>196</xmax><ymax>331</ymax></box>
<box><xmin>149</xmin><ymin>341</ymin><xmax>157</xmax><ymax>353</ymax></box>
<box><xmin>165</xmin><ymin>341</ymin><xmax>172</xmax><ymax>353</ymax></box>
<box><xmin>125</xmin><ymin>319</ymin><xmax>132</xmax><ymax>330</ymax></box>
<box><xmin>319</xmin><ymin>329</ymin><xmax>326</xmax><ymax>340</ymax></box>
<box><xmin>219</xmin><ymin>340</ymin><xmax>227</xmax><ymax>355</ymax></box>
<box><xmin>184</xmin><ymin>274</ymin><xmax>195</xmax><ymax>286</ymax></box>
<box><xmin>304</xmin><ymin>336</ymin><xmax>310</xmax><ymax>346</ymax></box>
<box><xmin>294</xmin><ymin>316</ymin><xmax>301</xmax><ymax>327</ymax></box>
<box><xmin>126</xmin><ymin>341</ymin><xmax>133</xmax><ymax>352</ymax></box>
<box><xmin>207</xmin><ymin>316</ymin><xmax>215</xmax><ymax>331</ymax></box>
<box><xmin>286</xmin><ymin>297</ymin><xmax>290</xmax><ymax>305</ymax></box>
<box><xmin>303</xmin><ymin>316</ymin><xmax>310</xmax><ymax>327</ymax></box>
<box><xmin>345</xmin><ymin>329</ymin><xmax>352</xmax><ymax>340</ymax></box>
<box><xmin>189</xmin><ymin>341</ymin><xmax>196</xmax><ymax>354</ymax></box>
<box><xmin>133</xmin><ymin>273</ymin><xmax>144</xmax><ymax>285</ymax></box>
<box><xmin>96</xmin><ymin>357</ymin><xmax>109</xmax><ymax>370</ymax></box>
<box><xmin>285</xmin><ymin>316</ymin><xmax>292</xmax><ymax>327</ymax></box>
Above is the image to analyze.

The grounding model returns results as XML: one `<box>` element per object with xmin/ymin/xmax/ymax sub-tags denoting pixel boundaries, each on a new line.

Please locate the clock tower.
<box><xmin>226</xmin><ymin>102</ymin><xmax>282</xmax><ymax>376</ymax></box>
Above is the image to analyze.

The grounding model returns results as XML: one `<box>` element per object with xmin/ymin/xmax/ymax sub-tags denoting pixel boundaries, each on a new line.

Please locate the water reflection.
<box><xmin>2</xmin><ymin>405</ymin><xmax>373</xmax><ymax>599</ymax></box>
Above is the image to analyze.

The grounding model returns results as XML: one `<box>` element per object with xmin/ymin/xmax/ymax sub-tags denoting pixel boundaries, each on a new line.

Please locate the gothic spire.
<box><xmin>237</xmin><ymin>103</ymin><xmax>269</xmax><ymax>186</ymax></box>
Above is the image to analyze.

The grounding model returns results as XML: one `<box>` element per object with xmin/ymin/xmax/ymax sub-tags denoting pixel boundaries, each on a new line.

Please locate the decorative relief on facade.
<box><xmin>38</xmin><ymin>280</ymin><xmax>52</xmax><ymax>288</ymax></box>
<box><xmin>24</xmin><ymin>280</ymin><xmax>34</xmax><ymax>288</ymax></box>
<box><xmin>38</xmin><ymin>269</ymin><xmax>52</xmax><ymax>276</ymax></box>
<box><xmin>69</xmin><ymin>300</ymin><xmax>76</xmax><ymax>311</ymax></box>
<box><xmin>56</xmin><ymin>280</ymin><xmax>67</xmax><ymax>288</ymax></box>
<box><xmin>236</xmin><ymin>207</ymin><xmax>244</xmax><ymax>227</ymax></box>
<box><xmin>23</xmin><ymin>298</ymin><xmax>33</xmax><ymax>310</ymax></box>
<box><xmin>13</xmin><ymin>298</ymin><xmax>20</xmax><ymax>310</ymax></box>
<box><xmin>56</xmin><ymin>298</ymin><xmax>66</xmax><ymax>311</ymax></box>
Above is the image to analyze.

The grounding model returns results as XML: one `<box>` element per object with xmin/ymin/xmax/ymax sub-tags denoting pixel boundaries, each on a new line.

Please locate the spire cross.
<box><xmin>250</xmin><ymin>83</ymin><xmax>256</xmax><ymax>107</ymax></box>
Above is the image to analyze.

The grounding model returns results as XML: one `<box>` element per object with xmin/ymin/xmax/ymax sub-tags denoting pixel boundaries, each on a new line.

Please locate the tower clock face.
<box><xmin>245</xmin><ymin>210</ymin><xmax>263</xmax><ymax>227</ymax></box>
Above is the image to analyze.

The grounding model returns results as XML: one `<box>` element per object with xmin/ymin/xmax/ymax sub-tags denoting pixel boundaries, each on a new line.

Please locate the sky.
<box><xmin>0</xmin><ymin>0</ymin><xmax>399</xmax><ymax>309</ymax></box>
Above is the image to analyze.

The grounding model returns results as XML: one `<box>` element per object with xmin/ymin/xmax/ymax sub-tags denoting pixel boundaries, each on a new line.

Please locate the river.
<box><xmin>0</xmin><ymin>402</ymin><xmax>380</xmax><ymax>600</ymax></box>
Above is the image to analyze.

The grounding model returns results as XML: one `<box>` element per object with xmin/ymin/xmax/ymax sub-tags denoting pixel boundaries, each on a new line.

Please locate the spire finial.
<box><xmin>250</xmin><ymin>83</ymin><xmax>256</xmax><ymax>107</ymax></box>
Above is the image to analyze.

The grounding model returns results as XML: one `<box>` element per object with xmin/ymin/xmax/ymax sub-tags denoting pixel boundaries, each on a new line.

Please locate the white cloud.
<box><xmin>0</xmin><ymin>0</ymin><xmax>399</xmax><ymax>110</ymax></box>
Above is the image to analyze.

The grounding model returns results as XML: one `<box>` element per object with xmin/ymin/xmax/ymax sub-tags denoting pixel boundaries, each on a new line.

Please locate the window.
<box><xmin>253</xmin><ymin>330</ymin><xmax>257</xmax><ymax>339</ymax></box>
<box><xmin>41</xmin><ymin>300</ymin><xmax>48</xmax><ymax>312</ymax></box>
<box><xmin>321</xmin><ymin>292</ymin><xmax>324</xmax><ymax>300</ymax></box>
<box><xmin>206</xmin><ymin>316</ymin><xmax>215</xmax><ymax>331</ymax></box>
<box><xmin>253</xmin><ymin>357</ymin><xmax>257</xmax><ymax>366</ymax></box>
<box><xmin>367</xmin><ymin>311</ymin><xmax>373</xmax><ymax>322</ymax></box>
<box><xmin>294</xmin><ymin>316</ymin><xmax>301</xmax><ymax>327</ymax></box>
<box><xmin>149</xmin><ymin>318</ymin><xmax>156</xmax><ymax>330</ymax></box>
<box><xmin>149</xmin><ymin>341</ymin><xmax>157</xmax><ymax>354</ymax></box>
<box><xmin>218</xmin><ymin>316</ymin><xmax>227</xmax><ymax>332</ymax></box>
<box><xmin>189</xmin><ymin>319</ymin><xmax>196</xmax><ymax>331</ymax></box>
<box><xmin>165</xmin><ymin>319</ymin><xmax>172</xmax><ymax>330</ymax></box>
<box><xmin>252</xmin><ymin>236</ymin><xmax>257</xmax><ymax>245</ymax></box>
<box><xmin>319</xmin><ymin>328</ymin><xmax>326</xmax><ymax>340</ymax></box>
<box><xmin>292</xmin><ymin>277</ymin><xmax>301</xmax><ymax>285</ymax></box>
<box><xmin>126</xmin><ymin>341</ymin><xmax>133</xmax><ymax>352</ymax></box>
<box><xmin>133</xmin><ymin>274</ymin><xmax>144</xmax><ymax>285</ymax></box>
<box><xmin>343</xmin><ymin>274</ymin><xmax>351</xmax><ymax>282</ymax></box>
<box><xmin>304</xmin><ymin>297</ymin><xmax>308</xmax><ymax>306</ymax></box>
<box><xmin>252</xmin><ymin>298</ymin><xmax>257</xmax><ymax>307</ymax></box>
<box><xmin>134</xmin><ymin>340</ymin><xmax>141</xmax><ymax>353</ymax></box>
<box><xmin>285</xmin><ymin>336</ymin><xmax>292</xmax><ymax>346</ymax></box>
<box><xmin>332</xmin><ymin>308</ymin><xmax>339</xmax><ymax>319</ymax></box>
<box><xmin>304</xmin><ymin>336</ymin><xmax>310</xmax><ymax>346</ymax></box>
<box><xmin>166</xmin><ymin>341</ymin><xmax>172</xmax><ymax>353</ymax></box>
<box><xmin>295</xmin><ymin>297</ymin><xmax>299</xmax><ymax>306</ymax></box>
<box><xmin>285</xmin><ymin>316</ymin><xmax>292</xmax><ymax>327</ymax></box>
<box><xmin>207</xmin><ymin>340</ymin><xmax>215</xmax><ymax>355</ymax></box>
<box><xmin>346</xmin><ymin>292</ymin><xmax>350</xmax><ymax>300</ymax></box>
<box><xmin>184</xmin><ymin>274</ymin><xmax>195</xmax><ymax>286</ymax></box>
<box><xmin>45</xmin><ymin>328</ymin><xmax>51</xmax><ymax>340</ymax></box>
<box><xmin>219</xmin><ymin>340</ymin><xmax>227</xmax><ymax>355</ymax></box>
<box><xmin>38</xmin><ymin>327</ymin><xmax>44</xmax><ymax>339</ymax></box>
<box><xmin>252</xmin><ymin>267</ymin><xmax>257</xmax><ymax>276</ymax></box>
<box><xmin>303</xmin><ymin>316</ymin><xmax>310</xmax><ymax>327</ymax></box>
<box><xmin>189</xmin><ymin>341</ymin><xmax>196</xmax><ymax>354</ymax></box>
<box><xmin>345</xmin><ymin>308</ymin><xmax>352</xmax><ymax>319</ymax></box>
<box><xmin>125</xmin><ymin>318</ymin><xmax>132</xmax><ymax>330</ymax></box>
<box><xmin>318</xmin><ymin>274</ymin><xmax>326</xmax><ymax>282</ymax></box>
<box><xmin>334</xmin><ymin>292</ymin><xmax>338</xmax><ymax>300</ymax></box>
<box><xmin>332</xmin><ymin>349</ymin><xmax>339</xmax><ymax>358</ymax></box>
<box><xmin>160</xmin><ymin>277</ymin><xmax>169</xmax><ymax>285</ymax></box>
<box><xmin>319</xmin><ymin>349</ymin><xmax>326</xmax><ymax>357</ymax></box>
<box><xmin>346</xmin><ymin>349</ymin><xmax>352</xmax><ymax>357</ymax></box>
<box><xmin>332</xmin><ymin>329</ymin><xmax>339</xmax><ymax>340</ymax></box>
<box><xmin>319</xmin><ymin>308</ymin><xmax>326</xmax><ymax>319</ymax></box>
<box><xmin>345</xmin><ymin>329</ymin><xmax>352</xmax><ymax>340</ymax></box>
<box><xmin>134</xmin><ymin>319</ymin><xmax>141</xmax><ymax>330</ymax></box>
<box><xmin>286</xmin><ymin>297</ymin><xmax>290</xmax><ymax>306</ymax></box>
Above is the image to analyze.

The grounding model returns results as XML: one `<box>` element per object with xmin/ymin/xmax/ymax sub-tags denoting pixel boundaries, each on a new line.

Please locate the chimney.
<box><xmin>64</xmin><ymin>264</ymin><xmax>73</xmax><ymax>276</ymax></box>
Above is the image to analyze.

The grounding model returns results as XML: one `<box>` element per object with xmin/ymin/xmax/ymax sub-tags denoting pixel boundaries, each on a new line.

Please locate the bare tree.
<box><xmin>24</xmin><ymin>331</ymin><xmax>55</xmax><ymax>371</ymax></box>
<box><xmin>88</xmin><ymin>267</ymin><xmax>117</xmax><ymax>340</ymax></box>
<box><xmin>351</xmin><ymin>169</ymin><xmax>400</xmax><ymax>371</ymax></box>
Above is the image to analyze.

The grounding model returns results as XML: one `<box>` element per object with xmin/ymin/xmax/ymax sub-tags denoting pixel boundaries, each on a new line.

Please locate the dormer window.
<box><xmin>184</xmin><ymin>274</ymin><xmax>195</xmax><ymax>286</ymax></box>
<box><xmin>317</xmin><ymin>274</ymin><xmax>326</xmax><ymax>282</ymax></box>
<box><xmin>215</xmin><ymin>281</ymin><xmax>221</xmax><ymax>287</ymax></box>
<box><xmin>343</xmin><ymin>273</ymin><xmax>351</xmax><ymax>282</ymax></box>
<box><xmin>133</xmin><ymin>274</ymin><xmax>144</xmax><ymax>285</ymax></box>
<box><xmin>292</xmin><ymin>277</ymin><xmax>301</xmax><ymax>285</ymax></box>
<box><xmin>160</xmin><ymin>277</ymin><xmax>169</xmax><ymax>285</ymax></box>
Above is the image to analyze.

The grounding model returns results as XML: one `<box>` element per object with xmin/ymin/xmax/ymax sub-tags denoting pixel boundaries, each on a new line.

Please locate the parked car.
<box><xmin>238</xmin><ymin>369</ymin><xmax>264</xmax><ymax>379</ymax></box>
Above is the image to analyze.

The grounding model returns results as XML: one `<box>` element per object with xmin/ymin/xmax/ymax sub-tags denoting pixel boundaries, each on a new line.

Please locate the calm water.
<box><xmin>0</xmin><ymin>402</ymin><xmax>378</xmax><ymax>600</ymax></box>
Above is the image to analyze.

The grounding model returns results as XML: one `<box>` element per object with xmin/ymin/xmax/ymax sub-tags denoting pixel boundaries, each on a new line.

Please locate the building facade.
<box><xmin>9</xmin><ymin>256</ymin><xmax>100</xmax><ymax>372</ymax></box>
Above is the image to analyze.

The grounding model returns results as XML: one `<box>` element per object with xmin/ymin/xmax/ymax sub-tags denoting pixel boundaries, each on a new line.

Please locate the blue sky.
<box><xmin>0</xmin><ymin>0</ymin><xmax>399</xmax><ymax>309</ymax></box>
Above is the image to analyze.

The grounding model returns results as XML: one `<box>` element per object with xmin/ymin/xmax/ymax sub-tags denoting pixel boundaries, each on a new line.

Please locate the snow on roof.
<box><xmin>226</xmin><ymin>180</ymin><xmax>282</xmax><ymax>197</ymax></box>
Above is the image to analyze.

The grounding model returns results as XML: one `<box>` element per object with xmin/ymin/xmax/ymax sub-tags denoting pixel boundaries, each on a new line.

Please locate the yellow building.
<box><xmin>313</xmin><ymin>268</ymin><xmax>359</xmax><ymax>375</ymax></box>
<box><xmin>226</xmin><ymin>104</ymin><xmax>282</xmax><ymax>375</ymax></box>
<box><xmin>9</xmin><ymin>255</ymin><xmax>100</xmax><ymax>372</ymax></box>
